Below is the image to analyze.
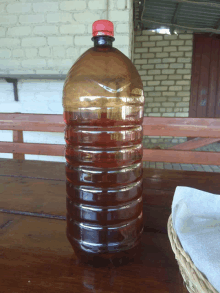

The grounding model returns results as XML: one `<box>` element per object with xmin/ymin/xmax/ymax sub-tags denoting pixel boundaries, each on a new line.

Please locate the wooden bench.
<box><xmin>0</xmin><ymin>113</ymin><xmax>220</xmax><ymax>233</ymax></box>
<box><xmin>0</xmin><ymin>113</ymin><xmax>65</xmax><ymax>160</ymax></box>
<box><xmin>0</xmin><ymin>113</ymin><xmax>220</xmax><ymax>292</ymax></box>
<box><xmin>0</xmin><ymin>113</ymin><xmax>219</xmax><ymax>164</ymax></box>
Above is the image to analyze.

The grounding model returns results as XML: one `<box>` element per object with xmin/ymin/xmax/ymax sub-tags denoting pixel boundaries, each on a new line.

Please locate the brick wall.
<box><xmin>134</xmin><ymin>30</ymin><xmax>193</xmax><ymax>148</ymax></box>
<box><xmin>134</xmin><ymin>30</ymin><xmax>193</xmax><ymax>118</ymax></box>
<box><xmin>0</xmin><ymin>0</ymin><xmax>133</xmax><ymax>75</ymax></box>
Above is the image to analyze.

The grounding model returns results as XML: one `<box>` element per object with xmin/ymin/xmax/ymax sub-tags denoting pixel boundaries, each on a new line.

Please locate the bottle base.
<box><xmin>67</xmin><ymin>233</ymin><xmax>141</xmax><ymax>267</ymax></box>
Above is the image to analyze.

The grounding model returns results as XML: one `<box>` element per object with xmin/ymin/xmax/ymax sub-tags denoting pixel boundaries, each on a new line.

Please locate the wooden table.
<box><xmin>1</xmin><ymin>159</ymin><xmax>220</xmax><ymax>292</ymax></box>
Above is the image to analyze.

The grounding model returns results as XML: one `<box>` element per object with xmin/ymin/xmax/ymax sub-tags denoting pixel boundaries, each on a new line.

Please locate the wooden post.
<box><xmin>13</xmin><ymin>130</ymin><xmax>24</xmax><ymax>160</ymax></box>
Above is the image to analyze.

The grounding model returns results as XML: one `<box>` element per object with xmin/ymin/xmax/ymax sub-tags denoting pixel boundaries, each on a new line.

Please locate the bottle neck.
<box><xmin>92</xmin><ymin>36</ymin><xmax>115</xmax><ymax>47</ymax></box>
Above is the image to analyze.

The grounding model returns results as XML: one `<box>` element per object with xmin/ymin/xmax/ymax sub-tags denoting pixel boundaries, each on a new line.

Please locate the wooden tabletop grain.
<box><xmin>2</xmin><ymin>158</ymin><xmax>218</xmax><ymax>292</ymax></box>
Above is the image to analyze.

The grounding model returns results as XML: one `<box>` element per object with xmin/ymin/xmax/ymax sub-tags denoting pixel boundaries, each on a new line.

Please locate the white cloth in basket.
<box><xmin>172</xmin><ymin>186</ymin><xmax>220</xmax><ymax>292</ymax></box>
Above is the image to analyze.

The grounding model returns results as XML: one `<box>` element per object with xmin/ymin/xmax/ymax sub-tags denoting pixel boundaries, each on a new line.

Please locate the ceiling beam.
<box><xmin>175</xmin><ymin>0</ymin><xmax>220</xmax><ymax>8</ymax></box>
<box><xmin>142</xmin><ymin>18</ymin><xmax>220</xmax><ymax>34</ymax></box>
<box><xmin>134</xmin><ymin>0</ymin><xmax>145</xmax><ymax>30</ymax></box>
<box><xmin>214</xmin><ymin>18</ymin><xmax>220</xmax><ymax>30</ymax></box>
<box><xmin>172</xmin><ymin>3</ymin><xmax>181</xmax><ymax>24</ymax></box>
<box><xmin>170</xmin><ymin>3</ymin><xmax>182</xmax><ymax>34</ymax></box>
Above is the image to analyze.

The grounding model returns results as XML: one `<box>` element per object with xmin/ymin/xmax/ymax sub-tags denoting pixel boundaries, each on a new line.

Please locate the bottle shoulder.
<box><xmin>65</xmin><ymin>47</ymin><xmax>142</xmax><ymax>86</ymax></box>
<box><xmin>66</xmin><ymin>47</ymin><xmax>141</xmax><ymax>81</ymax></box>
<box><xmin>63</xmin><ymin>47</ymin><xmax>144</xmax><ymax>112</ymax></box>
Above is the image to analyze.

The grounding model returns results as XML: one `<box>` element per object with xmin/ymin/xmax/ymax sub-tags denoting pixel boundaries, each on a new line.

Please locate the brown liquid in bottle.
<box><xmin>63</xmin><ymin>24</ymin><xmax>144</xmax><ymax>266</ymax></box>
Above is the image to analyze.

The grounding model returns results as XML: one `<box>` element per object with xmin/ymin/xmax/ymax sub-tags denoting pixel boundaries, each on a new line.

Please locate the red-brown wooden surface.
<box><xmin>143</xmin><ymin>149</ymin><xmax>220</xmax><ymax>164</ymax></box>
<box><xmin>197</xmin><ymin>35</ymin><xmax>211</xmax><ymax>117</ymax></box>
<box><xmin>0</xmin><ymin>113</ymin><xmax>64</xmax><ymax>132</ymax></box>
<box><xmin>13</xmin><ymin>130</ymin><xmax>24</xmax><ymax>160</ymax></box>
<box><xmin>170</xmin><ymin>138</ymin><xmax>220</xmax><ymax>150</ymax></box>
<box><xmin>189</xmin><ymin>34</ymin><xmax>203</xmax><ymax>118</ymax></box>
<box><xmin>1</xmin><ymin>114</ymin><xmax>220</xmax><ymax>138</ymax></box>
<box><xmin>1</xmin><ymin>142</ymin><xmax>219</xmax><ymax>164</ymax></box>
<box><xmin>0</xmin><ymin>158</ymin><xmax>196</xmax><ymax>292</ymax></box>
<box><xmin>2</xmin><ymin>158</ymin><xmax>220</xmax><ymax>292</ymax></box>
<box><xmin>216</xmin><ymin>39</ymin><xmax>220</xmax><ymax>117</ymax></box>
<box><xmin>190</xmin><ymin>34</ymin><xmax>220</xmax><ymax>118</ymax></box>
<box><xmin>208</xmin><ymin>39</ymin><xmax>219</xmax><ymax>117</ymax></box>
<box><xmin>142</xmin><ymin>117</ymin><xmax>220</xmax><ymax>137</ymax></box>
<box><xmin>0</xmin><ymin>141</ymin><xmax>65</xmax><ymax>156</ymax></box>
<box><xmin>0</xmin><ymin>114</ymin><xmax>219</xmax><ymax>164</ymax></box>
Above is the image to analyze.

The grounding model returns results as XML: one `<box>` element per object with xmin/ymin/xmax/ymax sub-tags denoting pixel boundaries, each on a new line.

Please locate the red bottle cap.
<box><xmin>92</xmin><ymin>20</ymin><xmax>114</xmax><ymax>37</ymax></box>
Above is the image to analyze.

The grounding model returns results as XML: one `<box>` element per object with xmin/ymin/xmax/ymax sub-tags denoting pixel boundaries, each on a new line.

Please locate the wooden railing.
<box><xmin>0</xmin><ymin>113</ymin><xmax>64</xmax><ymax>160</ymax></box>
<box><xmin>142</xmin><ymin>117</ymin><xmax>220</xmax><ymax>165</ymax></box>
<box><xmin>0</xmin><ymin>113</ymin><xmax>219</xmax><ymax>165</ymax></box>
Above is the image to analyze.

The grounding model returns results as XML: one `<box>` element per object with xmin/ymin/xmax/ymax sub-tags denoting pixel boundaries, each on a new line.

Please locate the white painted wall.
<box><xmin>0</xmin><ymin>0</ymin><xmax>133</xmax><ymax>162</ymax></box>
<box><xmin>0</xmin><ymin>0</ymin><xmax>133</xmax><ymax>75</ymax></box>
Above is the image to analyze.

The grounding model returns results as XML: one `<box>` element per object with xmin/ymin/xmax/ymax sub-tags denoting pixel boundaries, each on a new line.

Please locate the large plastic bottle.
<box><xmin>63</xmin><ymin>20</ymin><xmax>144</xmax><ymax>265</ymax></box>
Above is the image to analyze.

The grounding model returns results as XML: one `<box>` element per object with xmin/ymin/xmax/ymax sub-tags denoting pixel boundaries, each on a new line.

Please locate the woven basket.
<box><xmin>167</xmin><ymin>215</ymin><xmax>219</xmax><ymax>293</ymax></box>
